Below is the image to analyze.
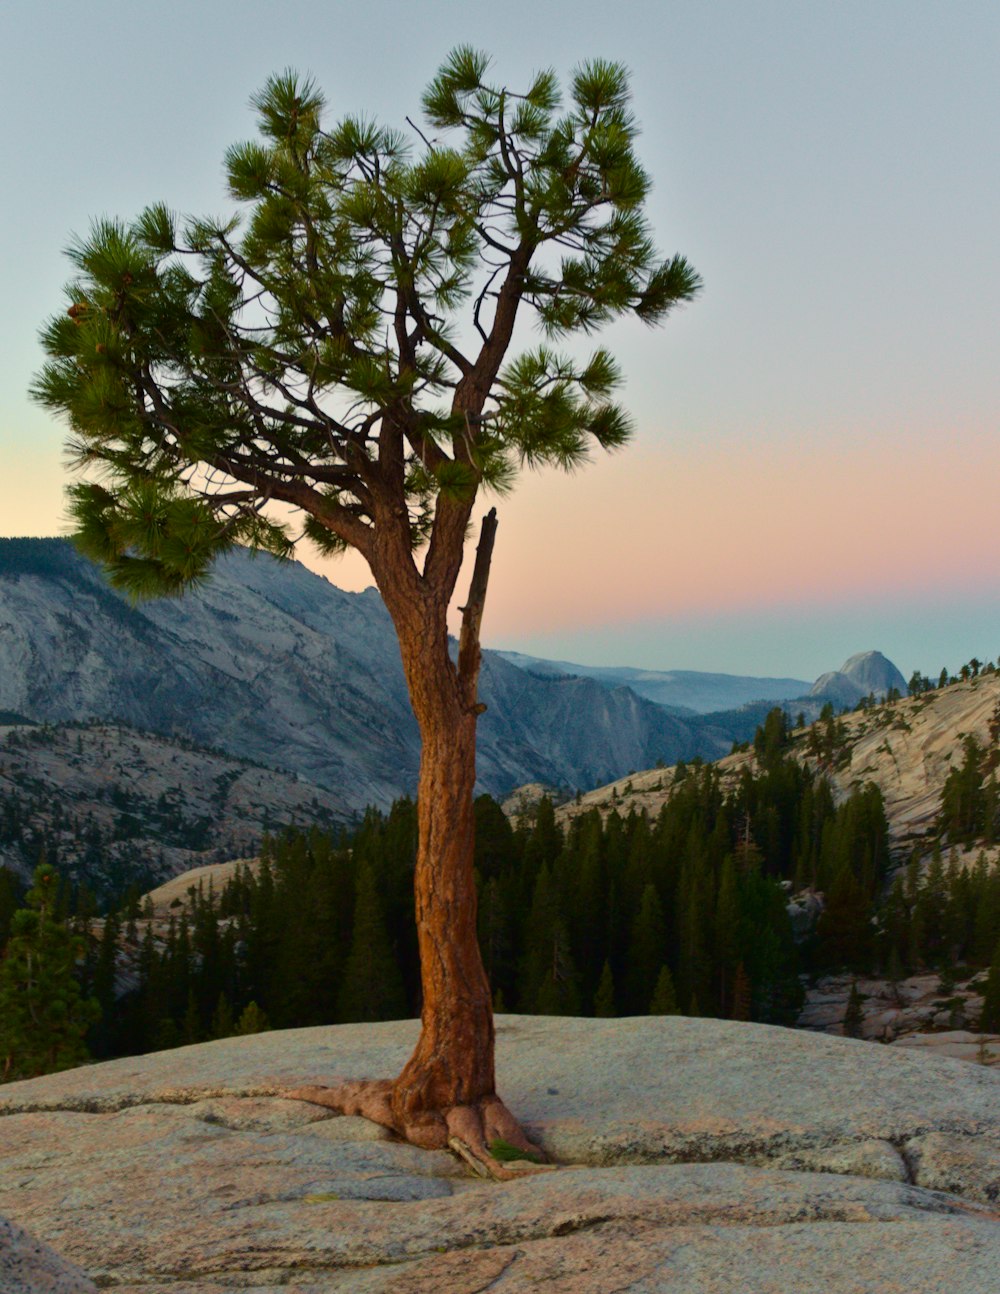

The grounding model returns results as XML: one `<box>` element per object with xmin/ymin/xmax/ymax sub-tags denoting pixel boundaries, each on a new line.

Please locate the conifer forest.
<box><xmin>4</xmin><ymin>703</ymin><xmax>1000</xmax><ymax>1080</ymax></box>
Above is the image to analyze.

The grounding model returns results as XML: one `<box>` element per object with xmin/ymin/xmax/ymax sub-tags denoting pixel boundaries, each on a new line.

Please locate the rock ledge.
<box><xmin>1</xmin><ymin>1015</ymin><xmax>998</xmax><ymax>1292</ymax></box>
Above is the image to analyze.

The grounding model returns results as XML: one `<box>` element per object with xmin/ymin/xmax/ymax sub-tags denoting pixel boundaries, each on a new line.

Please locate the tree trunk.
<box><xmin>380</xmin><ymin>513</ymin><xmax>498</xmax><ymax>1131</ymax></box>
<box><xmin>287</xmin><ymin>515</ymin><xmax>545</xmax><ymax>1168</ymax></box>
<box><xmin>390</xmin><ymin>690</ymin><xmax>495</xmax><ymax>1127</ymax></box>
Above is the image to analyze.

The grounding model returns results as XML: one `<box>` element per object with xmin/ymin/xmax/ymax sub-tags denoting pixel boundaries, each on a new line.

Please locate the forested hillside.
<box><xmin>4</xmin><ymin>664</ymin><xmax>1000</xmax><ymax>1081</ymax></box>
<box><xmin>0</xmin><ymin>719</ymin><xmax>348</xmax><ymax>899</ymax></box>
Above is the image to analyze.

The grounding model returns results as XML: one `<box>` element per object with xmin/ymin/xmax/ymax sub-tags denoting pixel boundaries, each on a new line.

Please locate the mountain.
<box><xmin>498</xmin><ymin>645</ymin><xmax>909</xmax><ymax>731</ymax></box>
<box><xmin>552</xmin><ymin>669</ymin><xmax>1000</xmax><ymax>861</ymax></box>
<box><xmin>0</xmin><ymin>539</ymin><xmax>728</xmax><ymax>815</ymax></box>
<box><xmin>810</xmin><ymin>651</ymin><xmax>908</xmax><ymax>708</ymax></box>
<box><xmin>497</xmin><ymin>649</ymin><xmax>811</xmax><ymax>715</ymax></box>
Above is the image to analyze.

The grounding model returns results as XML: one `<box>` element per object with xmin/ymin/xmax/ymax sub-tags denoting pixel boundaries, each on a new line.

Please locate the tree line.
<box><xmin>4</xmin><ymin>702</ymin><xmax>1000</xmax><ymax>1081</ymax></box>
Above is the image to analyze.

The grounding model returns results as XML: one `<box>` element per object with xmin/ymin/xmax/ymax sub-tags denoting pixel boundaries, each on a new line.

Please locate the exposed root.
<box><xmin>284</xmin><ymin>1080</ymin><xmax>551</xmax><ymax>1179</ymax></box>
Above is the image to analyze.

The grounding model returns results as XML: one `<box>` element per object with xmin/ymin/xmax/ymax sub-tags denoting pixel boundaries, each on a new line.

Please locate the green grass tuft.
<box><xmin>489</xmin><ymin>1137</ymin><xmax>542</xmax><ymax>1164</ymax></box>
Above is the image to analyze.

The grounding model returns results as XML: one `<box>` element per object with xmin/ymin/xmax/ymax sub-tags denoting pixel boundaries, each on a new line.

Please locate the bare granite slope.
<box><xmin>553</xmin><ymin>672</ymin><xmax>1000</xmax><ymax>857</ymax></box>
<box><xmin>0</xmin><ymin>539</ymin><xmax>727</xmax><ymax>818</ymax></box>
<box><xmin>0</xmin><ymin>721</ymin><xmax>346</xmax><ymax>893</ymax></box>
<box><xmin>1</xmin><ymin>1016</ymin><xmax>998</xmax><ymax>1292</ymax></box>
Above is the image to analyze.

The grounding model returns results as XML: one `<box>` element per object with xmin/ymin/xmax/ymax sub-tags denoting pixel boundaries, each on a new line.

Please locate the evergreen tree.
<box><xmin>980</xmin><ymin>940</ymin><xmax>1000</xmax><ymax>1033</ymax></box>
<box><xmin>815</xmin><ymin>862</ymin><xmax>871</xmax><ymax>969</ymax></box>
<box><xmin>753</xmin><ymin>708</ymin><xmax>790</xmax><ymax>769</ymax></box>
<box><xmin>0</xmin><ymin>868</ymin><xmax>20</xmax><ymax>948</ymax></box>
<box><xmin>940</xmin><ymin>737</ymin><xmax>986</xmax><ymax>842</ymax></box>
<box><xmin>914</xmin><ymin>847</ymin><xmax>948</xmax><ymax>964</ymax></box>
<box><xmin>34</xmin><ymin>48</ymin><xmax>699</xmax><ymax>1157</ymax></box>
<box><xmin>625</xmin><ymin>883</ymin><xmax>667</xmax><ymax>1014</ymax></box>
<box><xmin>843</xmin><ymin>981</ymin><xmax>865</xmax><ymax>1038</ymax></box>
<box><xmin>182</xmin><ymin>991</ymin><xmax>202</xmax><ymax>1045</ymax></box>
<box><xmin>337</xmin><ymin>860</ymin><xmax>407</xmax><ymax>1023</ymax></box>
<box><xmin>569</xmin><ymin>812</ymin><xmax>609</xmax><ymax>1002</ymax></box>
<box><xmin>713</xmin><ymin>855</ymin><xmax>741</xmax><ymax>1015</ymax></box>
<box><xmin>648</xmin><ymin>964</ymin><xmax>679</xmax><ymax>1015</ymax></box>
<box><xmin>885</xmin><ymin>944</ymin><xmax>905</xmax><ymax>1002</ymax></box>
<box><xmin>90</xmin><ymin>911</ymin><xmax>121</xmax><ymax>1057</ymax></box>
<box><xmin>593</xmin><ymin>960</ymin><xmax>617</xmax><ymax>1018</ymax></box>
<box><xmin>235</xmin><ymin>1001</ymin><xmax>270</xmax><ymax>1035</ymax></box>
<box><xmin>211</xmin><ymin>993</ymin><xmax>235</xmax><ymax>1039</ymax></box>
<box><xmin>520</xmin><ymin>865</ymin><xmax>580</xmax><ymax>1016</ymax></box>
<box><xmin>731</xmin><ymin>962</ymin><xmax>752</xmax><ymax>1021</ymax></box>
<box><xmin>0</xmin><ymin>864</ymin><xmax>100</xmax><ymax>1082</ymax></box>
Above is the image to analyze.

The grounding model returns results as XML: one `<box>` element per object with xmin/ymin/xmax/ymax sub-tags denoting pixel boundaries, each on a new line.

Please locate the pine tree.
<box><xmin>90</xmin><ymin>911</ymin><xmax>121</xmax><ymax>1057</ymax></box>
<box><xmin>234</xmin><ymin>1001</ymin><xmax>270</xmax><ymax>1035</ymax></box>
<box><xmin>0</xmin><ymin>868</ymin><xmax>20</xmax><ymax>948</ymax></box>
<box><xmin>520</xmin><ymin>865</ymin><xmax>579</xmax><ymax>1016</ymax></box>
<box><xmin>815</xmin><ymin>861</ymin><xmax>871</xmax><ymax>969</ymax></box>
<box><xmin>337</xmin><ymin>861</ymin><xmax>407</xmax><ymax>1024</ymax></box>
<box><xmin>569</xmin><ymin>814</ymin><xmax>608</xmax><ymax>1002</ymax></box>
<box><xmin>731</xmin><ymin>962</ymin><xmax>752</xmax><ymax>1021</ymax></box>
<box><xmin>182</xmin><ymin>991</ymin><xmax>202</xmax><ymax>1045</ymax></box>
<box><xmin>477</xmin><ymin>875</ymin><xmax>514</xmax><ymax>1005</ymax></box>
<box><xmin>593</xmin><ymin>960</ymin><xmax>617</xmax><ymax>1017</ymax></box>
<box><xmin>714</xmin><ymin>855</ymin><xmax>741</xmax><ymax>1015</ymax></box>
<box><xmin>0</xmin><ymin>864</ymin><xmax>100</xmax><ymax>1082</ymax></box>
<box><xmin>648</xmin><ymin>964</ymin><xmax>679</xmax><ymax>1015</ymax></box>
<box><xmin>211</xmin><ymin>993</ymin><xmax>235</xmax><ymax>1039</ymax></box>
<box><xmin>843</xmin><ymin>981</ymin><xmax>865</xmax><ymax>1039</ymax></box>
<box><xmin>33</xmin><ymin>48</ymin><xmax>699</xmax><ymax>1157</ymax></box>
<box><xmin>625</xmin><ymin>883</ymin><xmax>667</xmax><ymax>1014</ymax></box>
<box><xmin>980</xmin><ymin>940</ymin><xmax>1000</xmax><ymax>1033</ymax></box>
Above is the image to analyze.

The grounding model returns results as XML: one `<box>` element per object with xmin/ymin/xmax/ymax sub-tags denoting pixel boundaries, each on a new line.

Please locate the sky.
<box><xmin>2</xmin><ymin>0</ymin><xmax>998</xmax><ymax>681</ymax></box>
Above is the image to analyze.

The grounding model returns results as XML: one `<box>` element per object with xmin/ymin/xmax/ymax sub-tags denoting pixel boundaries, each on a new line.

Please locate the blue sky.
<box><xmin>2</xmin><ymin>1</ymin><xmax>998</xmax><ymax>679</ymax></box>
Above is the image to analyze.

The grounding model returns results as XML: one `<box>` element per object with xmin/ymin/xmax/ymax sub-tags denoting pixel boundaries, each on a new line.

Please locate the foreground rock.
<box><xmin>1</xmin><ymin>1016</ymin><xmax>998</xmax><ymax>1292</ymax></box>
<box><xmin>0</xmin><ymin>1215</ymin><xmax>96</xmax><ymax>1294</ymax></box>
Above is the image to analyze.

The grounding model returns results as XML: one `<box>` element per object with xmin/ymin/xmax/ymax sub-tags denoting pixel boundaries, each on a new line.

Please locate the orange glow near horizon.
<box><xmin>7</xmin><ymin>426</ymin><xmax>1000</xmax><ymax>650</ymax></box>
<box><xmin>450</xmin><ymin>429</ymin><xmax>1000</xmax><ymax>639</ymax></box>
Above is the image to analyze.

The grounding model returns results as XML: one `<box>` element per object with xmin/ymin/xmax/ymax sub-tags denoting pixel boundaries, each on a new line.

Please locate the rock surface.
<box><xmin>555</xmin><ymin>671</ymin><xmax>1000</xmax><ymax>858</ymax></box>
<box><xmin>797</xmin><ymin>971</ymin><xmax>1000</xmax><ymax>1053</ymax></box>
<box><xmin>0</xmin><ymin>1215</ymin><xmax>96</xmax><ymax>1294</ymax></box>
<box><xmin>1</xmin><ymin>1015</ymin><xmax>999</xmax><ymax>1292</ymax></box>
<box><xmin>810</xmin><ymin>650</ymin><xmax>908</xmax><ymax>707</ymax></box>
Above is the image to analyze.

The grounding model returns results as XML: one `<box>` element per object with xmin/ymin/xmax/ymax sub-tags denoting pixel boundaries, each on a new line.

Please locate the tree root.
<box><xmin>284</xmin><ymin>1080</ymin><xmax>551</xmax><ymax>1181</ymax></box>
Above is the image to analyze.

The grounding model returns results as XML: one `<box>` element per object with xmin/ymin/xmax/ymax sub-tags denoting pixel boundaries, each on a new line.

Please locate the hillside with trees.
<box><xmin>3</xmin><ymin>657</ymin><xmax>1000</xmax><ymax>1082</ymax></box>
<box><xmin>0</xmin><ymin>718</ymin><xmax>348</xmax><ymax>900</ymax></box>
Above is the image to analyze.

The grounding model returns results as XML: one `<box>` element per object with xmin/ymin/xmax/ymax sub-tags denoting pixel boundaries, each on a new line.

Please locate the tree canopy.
<box><xmin>33</xmin><ymin>48</ymin><xmax>700</xmax><ymax>599</ymax></box>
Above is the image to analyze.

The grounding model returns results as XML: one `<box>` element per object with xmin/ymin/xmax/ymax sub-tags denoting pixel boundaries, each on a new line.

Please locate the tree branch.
<box><xmin>456</xmin><ymin>506</ymin><xmax>498</xmax><ymax>709</ymax></box>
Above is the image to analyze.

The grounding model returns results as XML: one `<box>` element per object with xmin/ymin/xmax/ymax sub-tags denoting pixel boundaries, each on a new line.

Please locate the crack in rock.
<box><xmin>0</xmin><ymin>1085</ymin><xmax>296</xmax><ymax>1118</ymax></box>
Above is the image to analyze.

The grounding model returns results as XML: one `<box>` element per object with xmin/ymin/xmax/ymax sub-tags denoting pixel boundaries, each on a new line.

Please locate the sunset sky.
<box><xmin>2</xmin><ymin>1</ymin><xmax>998</xmax><ymax>679</ymax></box>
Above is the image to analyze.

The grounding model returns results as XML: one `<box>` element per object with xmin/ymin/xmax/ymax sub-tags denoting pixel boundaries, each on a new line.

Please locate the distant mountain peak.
<box><xmin>810</xmin><ymin>650</ymin><xmax>907</xmax><ymax>704</ymax></box>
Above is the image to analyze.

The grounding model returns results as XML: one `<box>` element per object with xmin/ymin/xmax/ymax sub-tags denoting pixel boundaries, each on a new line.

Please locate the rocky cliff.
<box><xmin>0</xmin><ymin>720</ymin><xmax>345</xmax><ymax>895</ymax></box>
<box><xmin>810</xmin><ymin>649</ymin><xmax>908</xmax><ymax>708</ymax></box>
<box><xmin>0</xmin><ymin>539</ymin><xmax>728</xmax><ymax>814</ymax></box>
<box><xmin>554</xmin><ymin>668</ymin><xmax>1000</xmax><ymax>856</ymax></box>
<box><xmin>1</xmin><ymin>1015</ymin><xmax>998</xmax><ymax>1292</ymax></box>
